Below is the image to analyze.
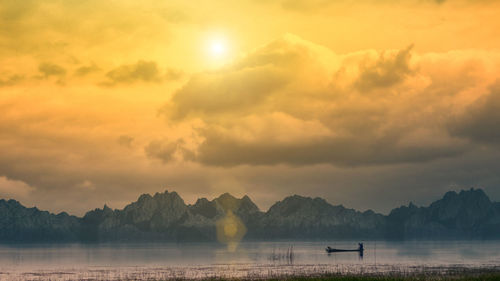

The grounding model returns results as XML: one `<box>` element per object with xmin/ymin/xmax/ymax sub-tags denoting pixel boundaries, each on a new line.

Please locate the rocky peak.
<box><xmin>239</xmin><ymin>195</ymin><xmax>260</xmax><ymax>213</ymax></box>
<box><xmin>121</xmin><ymin>190</ymin><xmax>188</xmax><ymax>225</ymax></box>
<box><xmin>214</xmin><ymin>192</ymin><xmax>239</xmax><ymax>211</ymax></box>
<box><xmin>188</xmin><ymin>193</ymin><xmax>261</xmax><ymax>221</ymax></box>
<box><xmin>0</xmin><ymin>199</ymin><xmax>22</xmax><ymax>208</ymax></box>
<box><xmin>267</xmin><ymin>195</ymin><xmax>332</xmax><ymax>217</ymax></box>
<box><xmin>190</xmin><ymin>197</ymin><xmax>217</xmax><ymax>218</ymax></box>
<box><xmin>137</xmin><ymin>193</ymin><xmax>152</xmax><ymax>203</ymax></box>
<box><xmin>213</xmin><ymin>193</ymin><xmax>260</xmax><ymax>213</ymax></box>
<box><xmin>194</xmin><ymin>198</ymin><xmax>210</xmax><ymax>205</ymax></box>
<box><xmin>429</xmin><ymin>188</ymin><xmax>492</xmax><ymax>221</ymax></box>
<box><xmin>126</xmin><ymin>190</ymin><xmax>185</xmax><ymax>208</ymax></box>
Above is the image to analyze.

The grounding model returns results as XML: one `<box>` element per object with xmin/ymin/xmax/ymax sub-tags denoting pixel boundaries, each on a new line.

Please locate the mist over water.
<box><xmin>0</xmin><ymin>241</ymin><xmax>499</xmax><ymax>280</ymax></box>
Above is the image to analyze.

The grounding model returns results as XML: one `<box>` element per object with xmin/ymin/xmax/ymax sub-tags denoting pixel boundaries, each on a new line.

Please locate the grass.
<box><xmin>259</xmin><ymin>275</ymin><xmax>500</xmax><ymax>281</ymax></box>
<box><xmin>4</xmin><ymin>265</ymin><xmax>500</xmax><ymax>280</ymax></box>
<box><xmin>6</xmin><ymin>271</ymin><xmax>500</xmax><ymax>281</ymax></box>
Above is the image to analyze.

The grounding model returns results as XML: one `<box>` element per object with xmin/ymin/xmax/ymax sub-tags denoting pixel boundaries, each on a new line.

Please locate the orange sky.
<box><xmin>1</xmin><ymin>0</ymin><xmax>500</xmax><ymax>215</ymax></box>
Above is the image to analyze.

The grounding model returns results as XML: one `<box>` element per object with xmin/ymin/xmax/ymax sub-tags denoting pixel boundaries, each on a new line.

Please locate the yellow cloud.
<box><xmin>149</xmin><ymin>35</ymin><xmax>500</xmax><ymax>167</ymax></box>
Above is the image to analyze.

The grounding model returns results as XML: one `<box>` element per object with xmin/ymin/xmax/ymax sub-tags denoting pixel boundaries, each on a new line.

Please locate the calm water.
<box><xmin>0</xmin><ymin>241</ymin><xmax>499</xmax><ymax>280</ymax></box>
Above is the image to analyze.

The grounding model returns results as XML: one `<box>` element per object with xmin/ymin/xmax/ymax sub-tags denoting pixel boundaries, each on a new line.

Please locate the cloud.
<box><xmin>38</xmin><ymin>62</ymin><xmax>66</xmax><ymax>78</ymax></box>
<box><xmin>75</xmin><ymin>180</ymin><xmax>96</xmax><ymax>191</ymax></box>
<box><xmin>0</xmin><ymin>0</ymin><xmax>499</xmax><ymax>218</ymax></box>
<box><xmin>0</xmin><ymin>0</ymin><xmax>179</xmax><ymax>58</ymax></box>
<box><xmin>259</xmin><ymin>0</ymin><xmax>453</xmax><ymax>12</ymax></box>
<box><xmin>159</xmin><ymin>8</ymin><xmax>189</xmax><ymax>23</ymax></box>
<box><xmin>145</xmin><ymin>139</ymin><xmax>195</xmax><ymax>163</ymax></box>
<box><xmin>448</xmin><ymin>81</ymin><xmax>500</xmax><ymax>145</ymax></box>
<box><xmin>100</xmin><ymin>60</ymin><xmax>165</xmax><ymax>86</ymax></box>
<box><xmin>193</xmin><ymin>127</ymin><xmax>464</xmax><ymax>167</ymax></box>
<box><xmin>103</xmin><ymin>60</ymin><xmax>161</xmax><ymax>84</ymax></box>
<box><xmin>117</xmin><ymin>135</ymin><xmax>134</xmax><ymax>148</ymax></box>
<box><xmin>280</xmin><ymin>0</ymin><xmax>332</xmax><ymax>11</ymax></box>
<box><xmin>0</xmin><ymin>74</ymin><xmax>24</xmax><ymax>87</ymax></box>
<box><xmin>152</xmin><ymin>35</ymin><xmax>499</xmax><ymax>167</ymax></box>
<box><xmin>0</xmin><ymin>176</ymin><xmax>35</xmax><ymax>200</ymax></box>
<box><xmin>165</xmin><ymin>68</ymin><xmax>184</xmax><ymax>80</ymax></box>
<box><xmin>165</xmin><ymin>34</ymin><xmax>335</xmax><ymax>120</ymax></box>
<box><xmin>74</xmin><ymin>64</ymin><xmax>100</xmax><ymax>77</ymax></box>
<box><xmin>354</xmin><ymin>45</ymin><xmax>414</xmax><ymax>91</ymax></box>
<box><xmin>169</xmin><ymin>66</ymin><xmax>289</xmax><ymax>119</ymax></box>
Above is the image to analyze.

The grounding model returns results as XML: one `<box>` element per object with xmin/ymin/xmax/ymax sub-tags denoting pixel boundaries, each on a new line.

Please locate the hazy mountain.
<box><xmin>0</xmin><ymin>188</ymin><xmax>498</xmax><ymax>242</ymax></box>
<box><xmin>0</xmin><ymin>199</ymin><xmax>80</xmax><ymax>242</ymax></box>
<box><xmin>250</xmin><ymin>195</ymin><xmax>386</xmax><ymax>239</ymax></box>
<box><xmin>81</xmin><ymin>191</ymin><xmax>263</xmax><ymax>242</ymax></box>
<box><xmin>81</xmin><ymin>191</ymin><xmax>190</xmax><ymax>241</ymax></box>
<box><xmin>387</xmin><ymin>188</ymin><xmax>500</xmax><ymax>239</ymax></box>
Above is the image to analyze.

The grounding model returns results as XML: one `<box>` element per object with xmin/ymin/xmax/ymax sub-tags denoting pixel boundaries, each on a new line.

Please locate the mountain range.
<box><xmin>0</xmin><ymin>188</ymin><xmax>499</xmax><ymax>242</ymax></box>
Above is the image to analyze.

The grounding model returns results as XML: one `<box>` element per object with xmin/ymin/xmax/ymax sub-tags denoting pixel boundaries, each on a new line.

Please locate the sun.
<box><xmin>207</xmin><ymin>38</ymin><xmax>228</xmax><ymax>58</ymax></box>
<box><xmin>210</xmin><ymin>40</ymin><xmax>227</xmax><ymax>55</ymax></box>
<box><xmin>201</xmin><ymin>33</ymin><xmax>233</xmax><ymax>67</ymax></box>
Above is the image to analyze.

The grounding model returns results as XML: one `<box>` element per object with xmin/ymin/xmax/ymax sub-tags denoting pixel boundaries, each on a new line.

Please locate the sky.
<box><xmin>1</xmin><ymin>0</ymin><xmax>500</xmax><ymax>216</ymax></box>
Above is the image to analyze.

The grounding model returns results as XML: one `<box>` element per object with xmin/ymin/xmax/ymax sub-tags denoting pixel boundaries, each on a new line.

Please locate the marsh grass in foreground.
<box><xmin>256</xmin><ymin>274</ymin><xmax>500</xmax><ymax>281</ymax></box>
<box><xmin>178</xmin><ymin>267</ymin><xmax>500</xmax><ymax>281</ymax></box>
<box><xmin>5</xmin><ymin>265</ymin><xmax>500</xmax><ymax>280</ymax></box>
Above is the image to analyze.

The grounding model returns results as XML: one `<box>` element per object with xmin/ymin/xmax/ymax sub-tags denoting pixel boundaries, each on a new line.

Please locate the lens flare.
<box><xmin>216</xmin><ymin>210</ymin><xmax>247</xmax><ymax>251</ymax></box>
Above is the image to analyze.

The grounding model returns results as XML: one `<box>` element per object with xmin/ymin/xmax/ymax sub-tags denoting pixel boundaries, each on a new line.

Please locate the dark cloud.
<box><xmin>145</xmin><ymin>139</ymin><xmax>195</xmax><ymax>163</ymax></box>
<box><xmin>100</xmin><ymin>60</ymin><xmax>163</xmax><ymax>86</ymax></box>
<box><xmin>354</xmin><ymin>45</ymin><xmax>414</xmax><ymax>91</ymax></box>
<box><xmin>0</xmin><ymin>74</ymin><xmax>24</xmax><ymax>87</ymax></box>
<box><xmin>38</xmin><ymin>63</ymin><xmax>66</xmax><ymax>78</ymax></box>
<box><xmin>448</xmin><ymin>81</ymin><xmax>500</xmax><ymax>145</ymax></box>
<box><xmin>189</xmin><ymin>131</ymin><xmax>464</xmax><ymax>167</ymax></box>
<box><xmin>145</xmin><ymin>140</ymin><xmax>179</xmax><ymax>163</ymax></box>
<box><xmin>117</xmin><ymin>135</ymin><xmax>134</xmax><ymax>148</ymax></box>
<box><xmin>146</xmin><ymin>125</ymin><xmax>465</xmax><ymax>167</ymax></box>
<box><xmin>74</xmin><ymin>64</ymin><xmax>100</xmax><ymax>77</ymax></box>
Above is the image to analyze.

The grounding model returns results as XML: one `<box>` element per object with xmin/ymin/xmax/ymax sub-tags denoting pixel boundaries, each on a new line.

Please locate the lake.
<box><xmin>0</xmin><ymin>241</ymin><xmax>499</xmax><ymax>280</ymax></box>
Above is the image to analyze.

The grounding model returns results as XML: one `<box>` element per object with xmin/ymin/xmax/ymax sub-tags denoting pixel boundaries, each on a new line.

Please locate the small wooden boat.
<box><xmin>325</xmin><ymin>248</ymin><xmax>360</xmax><ymax>253</ymax></box>
<box><xmin>325</xmin><ymin>243</ymin><xmax>364</xmax><ymax>253</ymax></box>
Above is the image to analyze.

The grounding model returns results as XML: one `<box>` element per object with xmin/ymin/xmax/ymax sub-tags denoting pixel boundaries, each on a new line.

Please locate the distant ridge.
<box><xmin>0</xmin><ymin>188</ymin><xmax>499</xmax><ymax>242</ymax></box>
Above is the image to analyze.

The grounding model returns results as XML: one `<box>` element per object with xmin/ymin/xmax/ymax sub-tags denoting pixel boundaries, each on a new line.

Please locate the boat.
<box><xmin>325</xmin><ymin>243</ymin><xmax>364</xmax><ymax>253</ymax></box>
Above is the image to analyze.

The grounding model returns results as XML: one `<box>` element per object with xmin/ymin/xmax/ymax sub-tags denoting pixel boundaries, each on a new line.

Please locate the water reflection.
<box><xmin>327</xmin><ymin>251</ymin><xmax>363</xmax><ymax>260</ymax></box>
<box><xmin>0</xmin><ymin>241</ymin><xmax>498</xmax><ymax>279</ymax></box>
<box><xmin>396</xmin><ymin>242</ymin><xmax>432</xmax><ymax>257</ymax></box>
